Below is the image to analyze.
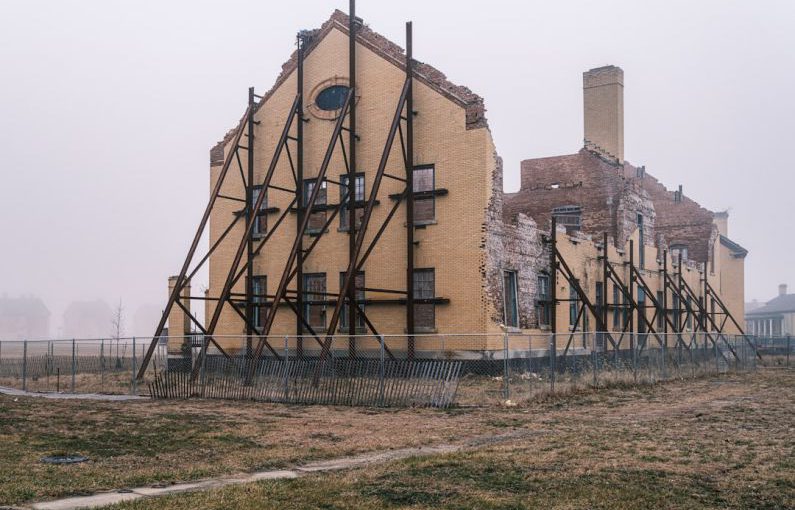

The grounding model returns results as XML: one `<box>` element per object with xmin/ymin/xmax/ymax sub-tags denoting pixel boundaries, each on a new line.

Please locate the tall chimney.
<box><xmin>583</xmin><ymin>65</ymin><xmax>624</xmax><ymax>163</ymax></box>
<box><xmin>779</xmin><ymin>284</ymin><xmax>788</xmax><ymax>297</ymax></box>
<box><xmin>713</xmin><ymin>210</ymin><xmax>729</xmax><ymax>237</ymax></box>
<box><xmin>167</xmin><ymin>276</ymin><xmax>191</xmax><ymax>354</ymax></box>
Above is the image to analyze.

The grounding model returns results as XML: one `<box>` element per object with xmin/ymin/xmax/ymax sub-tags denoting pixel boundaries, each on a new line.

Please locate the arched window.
<box><xmin>315</xmin><ymin>85</ymin><xmax>350</xmax><ymax>111</ymax></box>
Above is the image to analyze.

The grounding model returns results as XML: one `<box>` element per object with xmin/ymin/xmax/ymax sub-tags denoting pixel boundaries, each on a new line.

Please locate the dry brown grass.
<box><xmin>2</xmin><ymin>369</ymin><xmax>793</xmax><ymax>509</ymax></box>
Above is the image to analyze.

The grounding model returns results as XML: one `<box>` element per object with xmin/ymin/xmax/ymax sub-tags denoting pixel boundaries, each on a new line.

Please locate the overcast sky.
<box><xmin>1</xmin><ymin>0</ymin><xmax>793</xmax><ymax>337</ymax></box>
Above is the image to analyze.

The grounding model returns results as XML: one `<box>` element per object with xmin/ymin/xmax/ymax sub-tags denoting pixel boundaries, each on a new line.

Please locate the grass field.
<box><xmin>1</xmin><ymin>369</ymin><xmax>792</xmax><ymax>509</ymax></box>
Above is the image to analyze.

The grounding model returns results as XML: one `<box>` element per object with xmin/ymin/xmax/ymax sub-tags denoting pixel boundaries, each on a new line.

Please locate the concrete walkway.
<box><xmin>22</xmin><ymin>430</ymin><xmax>539</xmax><ymax>510</ymax></box>
<box><xmin>0</xmin><ymin>387</ymin><xmax>146</xmax><ymax>402</ymax></box>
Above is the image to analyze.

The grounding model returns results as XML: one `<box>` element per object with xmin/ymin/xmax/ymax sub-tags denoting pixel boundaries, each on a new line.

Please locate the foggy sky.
<box><xmin>1</xmin><ymin>0</ymin><xmax>793</xmax><ymax>338</ymax></box>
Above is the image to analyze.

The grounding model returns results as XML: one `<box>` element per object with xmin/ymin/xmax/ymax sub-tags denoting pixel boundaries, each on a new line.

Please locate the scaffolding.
<box><xmin>137</xmin><ymin>0</ymin><xmax>422</xmax><ymax>380</ymax></box>
<box><xmin>546</xmin><ymin>217</ymin><xmax>760</xmax><ymax>369</ymax></box>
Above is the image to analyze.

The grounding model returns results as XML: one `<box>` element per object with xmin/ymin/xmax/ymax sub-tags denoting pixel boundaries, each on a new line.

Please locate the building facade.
<box><xmin>746</xmin><ymin>284</ymin><xmax>795</xmax><ymax>337</ymax></box>
<box><xmin>164</xmin><ymin>11</ymin><xmax>748</xmax><ymax>356</ymax></box>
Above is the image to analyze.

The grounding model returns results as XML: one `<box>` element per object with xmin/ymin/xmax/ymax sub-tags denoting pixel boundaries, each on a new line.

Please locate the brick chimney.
<box><xmin>583</xmin><ymin>65</ymin><xmax>624</xmax><ymax>163</ymax></box>
<box><xmin>779</xmin><ymin>284</ymin><xmax>788</xmax><ymax>297</ymax></box>
<box><xmin>713</xmin><ymin>211</ymin><xmax>729</xmax><ymax>237</ymax></box>
<box><xmin>167</xmin><ymin>276</ymin><xmax>191</xmax><ymax>354</ymax></box>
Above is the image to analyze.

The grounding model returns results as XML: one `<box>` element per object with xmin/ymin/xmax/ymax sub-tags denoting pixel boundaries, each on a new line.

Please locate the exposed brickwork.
<box><xmin>626</xmin><ymin>169</ymin><xmax>717</xmax><ymax>263</ymax></box>
<box><xmin>504</xmin><ymin>149</ymin><xmax>655</xmax><ymax>250</ymax></box>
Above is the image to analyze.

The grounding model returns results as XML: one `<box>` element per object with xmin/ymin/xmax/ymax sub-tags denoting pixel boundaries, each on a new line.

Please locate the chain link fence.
<box><xmin>0</xmin><ymin>333</ymin><xmax>788</xmax><ymax>405</ymax></box>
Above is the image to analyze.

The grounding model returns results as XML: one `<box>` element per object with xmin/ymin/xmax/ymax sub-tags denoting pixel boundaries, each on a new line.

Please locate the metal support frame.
<box><xmin>140</xmin><ymin>3</ymin><xmax>425</xmax><ymax>384</ymax></box>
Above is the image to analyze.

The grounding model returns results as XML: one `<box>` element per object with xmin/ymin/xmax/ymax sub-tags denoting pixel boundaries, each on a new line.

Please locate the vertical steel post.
<box><xmin>100</xmin><ymin>339</ymin><xmax>105</xmax><ymax>392</ymax></box>
<box><xmin>283</xmin><ymin>335</ymin><xmax>289</xmax><ymax>402</ymax></box>
<box><xmin>296</xmin><ymin>33</ymin><xmax>305</xmax><ymax>355</ymax></box>
<box><xmin>347</xmin><ymin>0</ymin><xmax>358</xmax><ymax>357</ymax></box>
<box><xmin>200</xmin><ymin>337</ymin><xmax>207</xmax><ymax>398</ymax></box>
<box><xmin>379</xmin><ymin>334</ymin><xmax>385</xmax><ymax>407</ymax></box>
<box><xmin>22</xmin><ymin>340</ymin><xmax>27</xmax><ymax>392</ymax></box>
<box><xmin>503</xmin><ymin>331</ymin><xmax>510</xmax><ymax>401</ymax></box>
<box><xmin>629</xmin><ymin>240</ymin><xmax>635</xmax><ymax>372</ymax></box>
<box><xmin>71</xmin><ymin>339</ymin><xmax>76</xmax><ymax>393</ymax></box>
<box><xmin>662</xmin><ymin>250</ymin><xmax>669</xmax><ymax>376</ymax></box>
<box><xmin>246</xmin><ymin>87</ymin><xmax>256</xmax><ymax>357</ymax></box>
<box><xmin>549</xmin><ymin>217</ymin><xmax>558</xmax><ymax>392</ymax></box>
<box><xmin>602</xmin><ymin>233</ymin><xmax>609</xmax><ymax>355</ymax></box>
<box><xmin>131</xmin><ymin>337</ymin><xmax>137</xmax><ymax>395</ymax></box>
<box><xmin>405</xmin><ymin>20</ymin><xmax>416</xmax><ymax>360</ymax></box>
<box><xmin>787</xmin><ymin>335</ymin><xmax>791</xmax><ymax>368</ymax></box>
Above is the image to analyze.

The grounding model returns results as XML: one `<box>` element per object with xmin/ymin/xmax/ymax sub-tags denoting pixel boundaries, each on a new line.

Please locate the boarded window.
<box><xmin>536</xmin><ymin>274</ymin><xmax>550</xmax><ymax>327</ymax></box>
<box><xmin>251</xmin><ymin>275</ymin><xmax>267</xmax><ymax>330</ymax></box>
<box><xmin>252</xmin><ymin>186</ymin><xmax>268</xmax><ymax>237</ymax></box>
<box><xmin>503</xmin><ymin>270</ymin><xmax>519</xmax><ymax>328</ymax></box>
<box><xmin>657</xmin><ymin>291</ymin><xmax>664</xmax><ymax>330</ymax></box>
<box><xmin>413</xmin><ymin>268</ymin><xmax>435</xmax><ymax>330</ymax></box>
<box><xmin>303</xmin><ymin>273</ymin><xmax>326</xmax><ymax>330</ymax></box>
<box><xmin>612</xmin><ymin>284</ymin><xmax>621</xmax><ymax>331</ymax></box>
<box><xmin>339</xmin><ymin>173</ymin><xmax>365</xmax><ymax>230</ymax></box>
<box><xmin>413</xmin><ymin>165</ymin><xmax>435</xmax><ymax>223</ymax></box>
<box><xmin>339</xmin><ymin>272</ymin><xmax>366</xmax><ymax>332</ymax></box>
<box><xmin>303</xmin><ymin>179</ymin><xmax>327</xmax><ymax>233</ymax></box>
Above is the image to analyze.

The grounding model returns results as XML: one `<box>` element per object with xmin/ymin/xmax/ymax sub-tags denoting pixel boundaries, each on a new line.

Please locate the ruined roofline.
<box><xmin>211</xmin><ymin>9</ymin><xmax>487</xmax><ymax>165</ymax></box>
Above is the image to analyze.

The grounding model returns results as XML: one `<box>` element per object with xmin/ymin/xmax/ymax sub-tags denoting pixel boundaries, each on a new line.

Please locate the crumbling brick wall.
<box><xmin>504</xmin><ymin>148</ymin><xmax>655</xmax><ymax>250</ymax></box>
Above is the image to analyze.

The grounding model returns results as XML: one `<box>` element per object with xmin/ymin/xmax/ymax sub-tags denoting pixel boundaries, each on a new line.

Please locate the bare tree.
<box><xmin>110</xmin><ymin>299</ymin><xmax>125</xmax><ymax>363</ymax></box>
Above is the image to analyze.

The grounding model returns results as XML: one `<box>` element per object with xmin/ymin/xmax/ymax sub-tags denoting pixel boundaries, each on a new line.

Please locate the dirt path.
<box><xmin>24</xmin><ymin>430</ymin><xmax>546</xmax><ymax>510</ymax></box>
<box><xmin>0</xmin><ymin>386</ymin><xmax>146</xmax><ymax>402</ymax></box>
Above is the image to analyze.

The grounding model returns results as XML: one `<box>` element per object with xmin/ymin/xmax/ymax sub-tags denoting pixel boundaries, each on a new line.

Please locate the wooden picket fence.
<box><xmin>148</xmin><ymin>358</ymin><xmax>462</xmax><ymax>408</ymax></box>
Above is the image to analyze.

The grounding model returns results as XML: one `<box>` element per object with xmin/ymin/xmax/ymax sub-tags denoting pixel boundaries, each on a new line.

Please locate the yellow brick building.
<box><xmin>165</xmin><ymin>11</ymin><xmax>748</xmax><ymax>357</ymax></box>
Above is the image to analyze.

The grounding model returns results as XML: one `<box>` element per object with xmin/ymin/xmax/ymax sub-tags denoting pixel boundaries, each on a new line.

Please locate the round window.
<box><xmin>315</xmin><ymin>85</ymin><xmax>350</xmax><ymax>111</ymax></box>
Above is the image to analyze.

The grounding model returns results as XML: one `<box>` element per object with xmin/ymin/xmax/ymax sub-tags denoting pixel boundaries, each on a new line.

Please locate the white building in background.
<box><xmin>745</xmin><ymin>284</ymin><xmax>795</xmax><ymax>337</ymax></box>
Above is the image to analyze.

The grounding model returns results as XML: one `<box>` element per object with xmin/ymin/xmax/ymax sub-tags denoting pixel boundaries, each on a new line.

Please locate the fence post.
<box><xmin>283</xmin><ymin>336</ymin><xmax>289</xmax><ymax>402</ymax></box>
<box><xmin>100</xmin><ymin>339</ymin><xmax>105</xmax><ymax>392</ymax></box>
<box><xmin>714</xmin><ymin>336</ymin><xmax>719</xmax><ymax>374</ymax></box>
<box><xmin>629</xmin><ymin>332</ymin><xmax>638</xmax><ymax>384</ymax></box>
<box><xmin>787</xmin><ymin>335</ymin><xmax>791</xmax><ymax>368</ymax></box>
<box><xmin>71</xmin><ymin>339</ymin><xmax>76</xmax><ymax>393</ymax></box>
<box><xmin>549</xmin><ymin>333</ymin><xmax>555</xmax><ymax>393</ymax></box>
<box><xmin>590</xmin><ymin>332</ymin><xmax>597</xmax><ymax>387</ymax></box>
<box><xmin>200</xmin><ymin>337</ymin><xmax>207</xmax><ymax>398</ymax></box>
<box><xmin>503</xmin><ymin>332</ymin><xmax>510</xmax><ymax>401</ymax></box>
<box><xmin>131</xmin><ymin>337</ymin><xmax>137</xmax><ymax>395</ymax></box>
<box><xmin>379</xmin><ymin>334</ymin><xmax>385</xmax><ymax>407</ymax></box>
<box><xmin>22</xmin><ymin>340</ymin><xmax>28</xmax><ymax>392</ymax></box>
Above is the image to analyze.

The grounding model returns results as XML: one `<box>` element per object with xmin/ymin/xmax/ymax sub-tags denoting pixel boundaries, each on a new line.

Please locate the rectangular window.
<box><xmin>502</xmin><ymin>270</ymin><xmax>519</xmax><ymax>328</ymax></box>
<box><xmin>569</xmin><ymin>285</ymin><xmax>579</xmax><ymax>329</ymax></box>
<box><xmin>251</xmin><ymin>275</ymin><xmax>267</xmax><ymax>330</ymax></box>
<box><xmin>637</xmin><ymin>288</ymin><xmax>646</xmax><ymax>334</ymax></box>
<box><xmin>303</xmin><ymin>178</ymin><xmax>327</xmax><ymax>234</ymax></box>
<box><xmin>339</xmin><ymin>173</ymin><xmax>365</xmax><ymax>230</ymax></box>
<box><xmin>339</xmin><ymin>271</ymin><xmax>366</xmax><ymax>332</ymax></box>
<box><xmin>302</xmin><ymin>273</ymin><xmax>327</xmax><ymax>330</ymax></box>
<box><xmin>252</xmin><ymin>186</ymin><xmax>268</xmax><ymax>237</ymax></box>
<box><xmin>613</xmin><ymin>284</ymin><xmax>621</xmax><ymax>331</ymax></box>
<box><xmin>413</xmin><ymin>165</ymin><xmax>435</xmax><ymax>224</ymax></box>
<box><xmin>595</xmin><ymin>282</ymin><xmax>604</xmax><ymax>322</ymax></box>
<box><xmin>552</xmin><ymin>206</ymin><xmax>582</xmax><ymax>234</ymax></box>
<box><xmin>686</xmin><ymin>296</ymin><xmax>693</xmax><ymax>329</ymax></box>
<box><xmin>672</xmin><ymin>294</ymin><xmax>681</xmax><ymax>329</ymax></box>
<box><xmin>536</xmin><ymin>274</ymin><xmax>550</xmax><ymax>327</ymax></box>
<box><xmin>413</xmin><ymin>268</ymin><xmax>435</xmax><ymax>330</ymax></box>
<box><xmin>656</xmin><ymin>291</ymin><xmax>664</xmax><ymax>330</ymax></box>
<box><xmin>637</xmin><ymin>214</ymin><xmax>645</xmax><ymax>269</ymax></box>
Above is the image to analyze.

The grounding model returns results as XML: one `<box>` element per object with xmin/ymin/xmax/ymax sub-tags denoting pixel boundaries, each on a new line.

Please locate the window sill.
<box><xmin>407</xmin><ymin>327</ymin><xmax>437</xmax><ymax>334</ymax></box>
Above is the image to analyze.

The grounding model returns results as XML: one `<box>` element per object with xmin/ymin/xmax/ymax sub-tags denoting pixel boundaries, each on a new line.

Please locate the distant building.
<box><xmin>745</xmin><ymin>284</ymin><xmax>795</xmax><ymax>337</ymax></box>
<box><xmin>0</xmin><ymin>295</ymin><xmax>50</xmax><ymax>340</ymax></box>
<box><xmin>62</xmin><ymin>300</ymin><xmax>113</xmax><ymax>339</ymax></box>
